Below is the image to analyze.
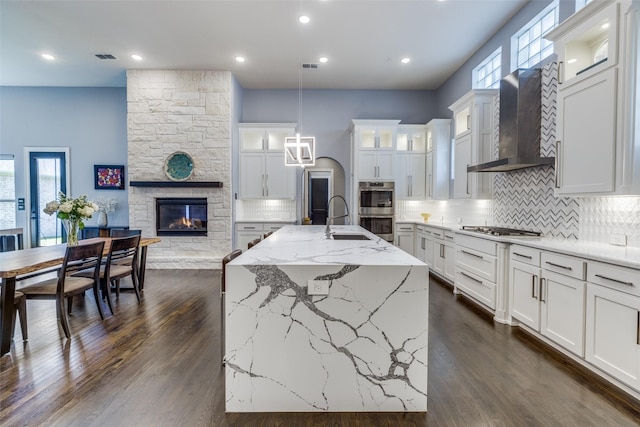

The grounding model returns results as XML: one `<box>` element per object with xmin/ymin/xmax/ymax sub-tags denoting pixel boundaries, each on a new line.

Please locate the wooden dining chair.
<box><xmin>263</xmin><ymin>231</ymin><xmax>273</xmax><ymax>239</ymax></box>
<box><xmin>221</xmin><ymin>249</ymin><xmax>242</xmax><ymax>366</ymax></box>
<box><xmin>247</xmin><ymin>238</ymin><xmax>261</xmax><ymax>249</ymax></box>
<box><xmin>110</xmin><ymin>229</ymin><xmax>142</xmax><ymax>238</ymax></box>
<box><xmin>17</xmin><ymin>241</ymin><xmax>105</xmax><ymax>339</ymax></box>
<box><xmin>11</xmin><ymin>291</ymin><xmax>27</xmax><ymax>341</ymax></box>
<box><xmin>75</xmin><ymin>235</ymin><xmax>141</xmax><ymax>316</ymax></box>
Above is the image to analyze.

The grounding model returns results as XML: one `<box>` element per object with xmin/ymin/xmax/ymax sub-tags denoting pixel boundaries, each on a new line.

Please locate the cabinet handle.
<box><xmin>265</xmin><ymin>174</ymin><xmax>269</xmax><ymax>197</ymax></box>
<box><xmin>513</xmin><ymin>252</ymin><xmax>532</xmax><ymax>260</ymax></box>
<box><xmin>262</xmin><ymin>174</ymin><xmax>266</xmax><ymax>196</ymax></box>
<box><xmin>637</xmin><ymin>312</ymin><xmax>640</xmax><ymax>346</ymax></box>
<box><xmin>461</xmin><ymin>249</ymin><xmax>483</xmax><ymax>260</ymax></box>
<box><xmin>421</xmin><ymin>237</ymin><xmax>426</xmax><ymax>250</ymax></box>
<box><xmin>466</xmin><ymin>115</ymin><xmax>470</xmax><ymax>130</ymax></box>
<box><xmin>555</xmin><ymin>141</ymin><xmax>561</xmax><ymax>189</ymax></box>
<box><xmin>540</xmin><ymin>278</ymin><xmax>546</xmax><ymax>303</ymax></box>
<box><xmin>532</xmin><ymin>275</ymin><xmax>538</xmax><ymax>299</ymax></box>
<box><xmin>440</xmin><ymin>243</ymin><xmax>444</xmax><ymax>258</ymax></box>
<box><xmin>460</xmin><ymin>271</ymin><xmax>483</xmax><ymax>285</ymax></box>
<box><xmin>557</xmin><ymin>61</ymin><xmax>563</xmax><ymax>85</ymax></box>
<box><xmin>466</xmin><ymin>164</ymin><xmax>470</xmax><ymax>195</ymax></box>
<box><xmin>244</xmin><ymin>227</ymin><xmax>256</xmax><ymax>230</ymax></box>
<box><xmin>428</xmin><ymin>174</ymin><xmax>432</xmax><ymax>197</ymax></box>
<box><xmin>445</xmin><ymin>235</ymin><xmax>454</xmax><ymax>240</ymax></box>
<box><xmin>594</xmin><ymin>274</ymin><xmax>634</xmax><ymax>286</ymax></box>
<box><xmin>545</xmin><ymin>261</ymin><xmax>572</xmax><ymax>271</ymax></box>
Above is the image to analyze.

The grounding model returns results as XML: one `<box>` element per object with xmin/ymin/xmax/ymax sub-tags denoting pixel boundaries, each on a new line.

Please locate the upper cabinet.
<box><xmin>396</xmin><ymin>125</ymin><xmax>427</xmax><ymax>200</ymax></box>
<box><xmin>351</xmin><ymin>120</ymin><xmax>400</xmax><ymax>182</ymax></box>
<box><xmin>546</xmin><ymin>0</ymin><xmax>640</xmax><ymax>195</ymax></box>
<box><xmin>449</xmin><ymin>90</ymin><xmax>497</xmax><ymax>199</ymax></box>
<box><xmin>239</xmin><ymin>123</ymin><xmax>297</xmax><ymax>199</ymax></box>
<box><xmin>426</xmin><ymin>119</ymin><xmax>451</xmax><ymax>200</ymax></box>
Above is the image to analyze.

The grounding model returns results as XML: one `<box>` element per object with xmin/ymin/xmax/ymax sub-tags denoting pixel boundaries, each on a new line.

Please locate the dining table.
<box><xmin>0</xmin><ymin>236</ymin><xmax>161</xmax><ymax>356</ymax></box>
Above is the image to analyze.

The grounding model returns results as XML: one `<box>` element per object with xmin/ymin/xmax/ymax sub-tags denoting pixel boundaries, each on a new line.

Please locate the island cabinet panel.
<box><xmin>224</xmin><ymin>225</ymin><xmax>428</xmax><ymax>412</ymax></box>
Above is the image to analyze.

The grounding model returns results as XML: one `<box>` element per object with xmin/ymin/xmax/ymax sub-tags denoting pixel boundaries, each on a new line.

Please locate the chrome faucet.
<box><xmin>325</xmin><ymin>195</ymin><xmax>350</xmax><ymax>239</ymax></box>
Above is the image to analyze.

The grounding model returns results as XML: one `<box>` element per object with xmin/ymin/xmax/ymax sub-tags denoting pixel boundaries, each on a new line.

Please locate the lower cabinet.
<box><xmin>585</xmin><ymin>261</ymin><xmax>640</xmax><ymax>391</ymax></box>
<box><xmin>414</xmin><ymin>225</ymin><xmax>427</xmax><ymax>262</ymax></box>
<box><xmin>511</xmin><ymin>247</ymin><xmax>586</xmax><ymax>357</ymax></box>
<box><xmin>235</xmin><ymin>222</ymin><xmax>292</xmax><ymax>251</ymax></box>
<box><xmin>395</xmin><ymin>223</ymin><xmax>415</xmax><ymax>256</ymax></box>
<box><xmin>433</xmin><ymin>230</ymin><xmax>455</xmax><ymax>282</ymax></box>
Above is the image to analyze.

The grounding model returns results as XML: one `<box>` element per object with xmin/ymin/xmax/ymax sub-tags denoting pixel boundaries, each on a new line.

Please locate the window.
<box><xmin>575</xmin><ymin>0</ymin><xmax>592</xmax><ymax>12</ymax></box>
<box><xmin>0</xmin><ymin>155</ymin><xmax>17</xmax><ymax>229</ymax></box>
<box><xmin>511</xmin><ymin>1</ymin><xmax>559</xmax><ymax>70</ymax></box>
<box><xmin>473</xmin><ymin>47</ymin><xmax>502</xmax><ymax>89</ymax></box>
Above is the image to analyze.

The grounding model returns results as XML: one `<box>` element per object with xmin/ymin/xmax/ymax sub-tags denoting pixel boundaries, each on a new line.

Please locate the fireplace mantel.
<box><xmin>130</xmin><ymin>181</ymin><xmax>223</xmax><ymax>188</ymax></box>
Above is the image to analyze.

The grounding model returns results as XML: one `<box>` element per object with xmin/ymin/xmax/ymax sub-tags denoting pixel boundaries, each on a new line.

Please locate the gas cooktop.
<box><xmin>461</xmin><ymin>226</ymin><xmax>542</xmax><ymax>237</ymax></box>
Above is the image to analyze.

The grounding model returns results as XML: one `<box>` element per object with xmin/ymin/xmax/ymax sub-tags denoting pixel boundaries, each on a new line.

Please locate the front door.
<box><xmin>29</xmin><ymin>151</ymin><xmax>67</xmax><ymax>247</ymax></box>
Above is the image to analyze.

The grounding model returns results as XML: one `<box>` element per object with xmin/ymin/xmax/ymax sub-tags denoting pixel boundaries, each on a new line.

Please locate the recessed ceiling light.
<box><xmin>41</xmin><ymin>53</ymin><xmax>55</xmax><ymax>61</ymax></box>
<box><xmin>401</xmin><ymin>57</ymin><xmax>411</xmax><ymax>64</ymax></box>
<box><xmin>235</xmin><ymin>56</ymin><xmax>246</xmax><ymax>63</ymax></box>
<box><xmin>131</xmin><ymin>54</ymin><xmax>143</xmax><ymax>61</ymax></box>
<box><xmin>567</xmin><ymin>58</ymin><xmax>577</xmax><ymax>64</ymax></box>
<box><xmin>319</xmin><ymin>57</ymin><xmax>328</xmax><ymax>63</ymax></box>
<box><xmin>298</xmin><ymin>15</ymin><xmax>310</xmax><ymax>24</ymax></box>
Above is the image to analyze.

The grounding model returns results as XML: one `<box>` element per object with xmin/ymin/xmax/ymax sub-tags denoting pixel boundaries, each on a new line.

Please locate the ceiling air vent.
<box><xmin>95</xmin><ymin>54</ymin><xmax>117</xmax><ymax>60</ymax></box>
<box><xmin>302</xmin><ymin>63</ymin><xmax>319</xmax><ymax>69</ymax></box>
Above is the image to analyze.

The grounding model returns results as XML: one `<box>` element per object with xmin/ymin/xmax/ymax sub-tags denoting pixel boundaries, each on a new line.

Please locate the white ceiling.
<box><xmin>0</xmin><ymin>0</ymin><xmax>528</xmax><ymax>90</ymax></box>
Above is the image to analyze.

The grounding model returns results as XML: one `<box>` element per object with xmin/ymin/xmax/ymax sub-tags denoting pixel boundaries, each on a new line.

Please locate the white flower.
<box><xmin>79</xmin><ymin>206</ymin><xmax>95</xmax><ymax>217</ymax></box>
<box><xmin>58</xmin><ymin>201</ymin><xmax>73</xmax><ymax>213</ymax></box>
<box><xmin>43</xmin><ymin>201</ymin><xmax>60</xmax><ymax>215</ymax></box>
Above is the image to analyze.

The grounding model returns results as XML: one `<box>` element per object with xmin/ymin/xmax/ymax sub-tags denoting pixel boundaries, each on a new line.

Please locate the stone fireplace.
<box><xmin>156</xmin><ymin>198</ymin><xmax>208</xmax><ymax>236</ymax></box>
<box><xmin>127</xmin><ymin>70</ymin><xmax>233</xmax><ymax>269</ymax></box>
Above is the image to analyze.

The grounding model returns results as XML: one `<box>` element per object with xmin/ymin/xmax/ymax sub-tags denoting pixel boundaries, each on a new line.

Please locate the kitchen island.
<box><xmin>225</xmin><ymin>225</ymin><xmax>429</xmax><ymax>412</ymax></box>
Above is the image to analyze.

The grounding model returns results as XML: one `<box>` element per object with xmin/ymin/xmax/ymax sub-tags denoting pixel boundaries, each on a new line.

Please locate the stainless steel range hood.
<box><xmin>467</xmin><ymin>68</ymin><xmax>555</xmax><ymax>173</ymax></box>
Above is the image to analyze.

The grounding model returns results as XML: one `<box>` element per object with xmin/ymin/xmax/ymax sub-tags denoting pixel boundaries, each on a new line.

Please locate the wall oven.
<box><xmin>358</xmin><ymin>182</ymin><xmax>394</xmax><ymax>242</ymax></box>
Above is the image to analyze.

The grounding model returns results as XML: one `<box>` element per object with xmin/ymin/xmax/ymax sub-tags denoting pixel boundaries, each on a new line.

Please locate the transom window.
<box><xmin>473</xmin><ymin>47</ymin><xmax>502</xmax><ymax>89</ymax></box>
<box><xmin>511</xmin><ymin>0</ymin><xmax>559</xmax><ymax>70</ymax></box>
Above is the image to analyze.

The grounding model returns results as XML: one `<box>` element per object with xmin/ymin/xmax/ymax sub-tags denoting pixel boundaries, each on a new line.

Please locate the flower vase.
<box><xmin>62</xmin><ymin>219</ymin><xmax>80</xmax><ymax>246</ymax></box>
<box><xmin>98</xmin><ymin>211</ymin><xmax>108</xmax><ymax>227</ymax></box>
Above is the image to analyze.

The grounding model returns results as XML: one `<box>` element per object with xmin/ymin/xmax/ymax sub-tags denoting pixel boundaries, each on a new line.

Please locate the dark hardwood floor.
<box><xmin>1</xmin><ymin>270</ymin><xmax>639</xmax><ymax>426</ymax></box>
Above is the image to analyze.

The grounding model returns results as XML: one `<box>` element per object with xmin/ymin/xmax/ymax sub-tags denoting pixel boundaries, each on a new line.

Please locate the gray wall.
<box><xmin>0</xmin><ymin>87</ymin><xmax>128</xmax><ymax>230</ymax></box>
<box><xmin>435</xmin><ymin>0</ymin><xmax>576</xmax><ymax>116</ymax></box>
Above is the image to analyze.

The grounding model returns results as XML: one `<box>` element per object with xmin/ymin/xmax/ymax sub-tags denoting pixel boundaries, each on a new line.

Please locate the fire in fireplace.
<box><xmin>156</xmin><ymin>198</ymin><xmax>207</xmax><ymax>236</ymax></box>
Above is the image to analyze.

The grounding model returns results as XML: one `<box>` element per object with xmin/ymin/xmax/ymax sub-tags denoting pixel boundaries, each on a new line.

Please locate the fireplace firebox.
<box><xmin>156</xmin><ymin>198</ymin><xmax>208</xmax><ymax>236</ymax></box>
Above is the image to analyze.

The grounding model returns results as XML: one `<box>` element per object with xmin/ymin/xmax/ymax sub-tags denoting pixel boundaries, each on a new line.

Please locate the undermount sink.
<box><xmin>331</xmin><ymin>233</ymin><xmax>371</xmax><ymax>241</ymax></box>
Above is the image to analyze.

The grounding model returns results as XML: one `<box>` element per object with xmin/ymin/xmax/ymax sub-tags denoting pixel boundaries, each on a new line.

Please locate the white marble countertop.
<box><xmin>395</xmin><ymin>220</ymin><xmax>640</xmax><ymax>270</ymax></box>
<box><xmin>235</xmin><ymin>219</ymin><xmax>298</xmax><ymax>223</ymax></box>
<box><xmin>231</xmin><ymin>225</ymin><xmax>426</xmax><ymax>266</ymax></box>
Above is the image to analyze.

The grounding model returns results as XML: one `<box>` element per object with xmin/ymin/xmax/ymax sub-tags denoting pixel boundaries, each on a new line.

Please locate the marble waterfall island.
<box><xmin>225</xmin><ymin>225</ymin><xmax>429</xmax><ymax>412</ymax></box>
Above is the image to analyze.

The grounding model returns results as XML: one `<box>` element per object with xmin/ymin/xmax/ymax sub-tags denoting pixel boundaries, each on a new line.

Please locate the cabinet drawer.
<box><xmin>416</xmin><ymin>225</ymin><xmax>428</xmax><ymax>233</ymax></box>
<box><xmin>510</xmin><ymin>245</ymin><xmax>541</xmax><ymax>267</ymax></box>
<box><xmin>588</xmin><ymin>261</ymin><xmax>640</xmax><ymax>297</ymax></box>
<box><xmin>455</xmin><ymin>269</ymin><xmax>496</xmax><ymax>310</ymax></box>
<box><xmin>456</xmin><ymin>234</ymin><xmax>497</xmax><ymax>256</ymax></box>
<box><xmin>444</xmin><ymin>231</ymin><xmax>456</xmax><ymax>243</ymax></box>
<box><xmin>236</xmin><ymin>223</ymin><xmax>263</xmax><ymax>231</ymax></box>
<box><xmin>428</xmin><ymin>228</ymin><xmax>444</xmax><ymax>239</ymax></box>
<box><xmin>541</xmin><ymin>252</ymin><xmax>586</xmax><ymax>280</ymax></box>
<box><xmin>396</xmin><ymin>224</ymin><xmax>415</xmax><ymax>232</ymax></box>
<box><xmin>264</xmin><ymin>223</ymin><xmax>290</xmax><ymax>231</ymax></box>
<box><xmin>456</xmin><ymin>247</ymin><xmax>497</xmax><ymax>282</ymax></box>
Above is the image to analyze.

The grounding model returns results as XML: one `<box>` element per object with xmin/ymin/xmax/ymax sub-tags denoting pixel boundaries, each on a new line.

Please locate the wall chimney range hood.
<box><xmin>467</xmin><ymin>68</ymin><xmax>555</xmax><ymax>173</ymax></box>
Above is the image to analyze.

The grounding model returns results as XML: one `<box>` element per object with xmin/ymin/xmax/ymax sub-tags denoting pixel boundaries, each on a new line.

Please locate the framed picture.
<box><xmin>94</xmin><ymin>165</ymin><xmax>125</xmax><ymax>190</ymax></box>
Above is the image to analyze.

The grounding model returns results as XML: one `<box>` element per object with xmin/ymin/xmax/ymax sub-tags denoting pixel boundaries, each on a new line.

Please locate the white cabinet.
<box><xmin>425</xmin><ymin>119</ymin><xmax>451</xmax><ymax>200</ymax></box>
<box><xmin>351</xmin><ymin>120</ymin><xmax>399</xmax><ymax>183</ymax></box>
<box><xmin>433</xmin><ymin>229</ymin><xmax>455</xmax><ymax>283</ymax></box>
<box><xmin>414</xmin><ymin>225</ymin><xmax>428</xmax><ymax>262</ymax></box>
<box><xmin>239</xmin><ymin>124</ymin><xmax>296</xmax><ymax>199</ymax></box>
<box><xmin>511</xmin><ymin>247</ymin><xmax>587</xmax><ymax>357</ymax></box>
<box><xmin>396</xmin><ymin>153</ymin><xmax>426</xmax><ymax>199</ymax></box>
<box><xmin>585</xmin><ymin>260</ymin><xmax>640</xmax><ymax>390</ymax></box>
<box><xmin>546</xmin><ymin>0</ymin><xmax>640</xmax><ymax>195</ymax></box>
<box><xmin>397</xmin><ymin>126</ymin><xmax>426</xmax><ymax>153</ymax></box>
<box><xmin>454</xmin><ymin>233</ymin><xmax>512</xmax><ymax>323</ymax></box>
<box><xmin>358</xmin><ymin>151</ymin><xmax>395</xmax><ymax>180</ymax></box>
<box><xmin>234</xmin><ymin>222</ymin><xmax>292</xmax><ymax>251</ymax></box>
<box><xmin>395</xmin><ymin>223</ymin><xmax>415</xmax><ymax>256</ymax></box>
<box><xmin>449</xmin><ymin>90</ymin><xmax>496</xmax><ymax>200</ymax></box>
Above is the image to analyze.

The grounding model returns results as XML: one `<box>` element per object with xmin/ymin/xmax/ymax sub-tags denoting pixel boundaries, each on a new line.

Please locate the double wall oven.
<box><xmin>358</xmin><ymin>181</ymin><xmax>394</xmax><ymax>242</ymax></box>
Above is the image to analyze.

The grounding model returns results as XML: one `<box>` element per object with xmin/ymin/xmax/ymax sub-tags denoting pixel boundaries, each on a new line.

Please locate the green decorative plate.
<box><xmin>164</xmin><ymin>151</ymin><xmax>194</xmax><ymax>182</ymax></box>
